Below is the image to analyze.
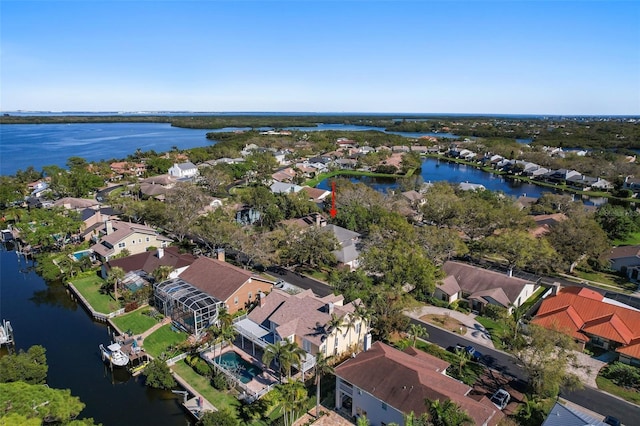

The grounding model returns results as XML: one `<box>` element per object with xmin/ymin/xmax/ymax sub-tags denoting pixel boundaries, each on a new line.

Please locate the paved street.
<box><xmin>260</xmin><ymin>267</ymin><xmax>640</xmax><ymax>425</ymax></box>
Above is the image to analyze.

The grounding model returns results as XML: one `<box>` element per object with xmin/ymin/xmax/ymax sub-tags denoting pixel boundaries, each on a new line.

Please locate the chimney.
<box><xmin>258</xmin><ymin>291</ymin><xmax>266</xmax><ymax>307</ymax></box>
<box><xmin>157</xmin><ymin>247</ymin><xmax>164</xmax><ymax>259</ymax></box>
<box><xmin>105</xmin><ymin>220</ymin><xmax>113</xmax><ymax>235</ymax></box>
<box><xmin>326</xmin><ymin>302</ymin><xmax>334</xmax><ymax>314</ymax></box>
<box><xmin>551</xmin><ymin>282</ymin><xmax>562</xmax><ymax>296</ymax></box>
<box><xmin>216</xmin><ymin>248</ymin><xmax>225</xmax><ymax>262</ymax></box>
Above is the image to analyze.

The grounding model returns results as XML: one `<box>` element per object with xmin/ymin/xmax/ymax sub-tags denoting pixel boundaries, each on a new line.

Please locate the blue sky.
<box><xmin>2</xmin><ymin>1</ymin><xmax>639</xmax><ymax>115</ymax></box>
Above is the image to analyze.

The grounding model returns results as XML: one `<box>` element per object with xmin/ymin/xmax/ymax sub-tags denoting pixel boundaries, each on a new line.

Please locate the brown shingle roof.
<box><xmin>335</xmin><ymin>342</ymin><xmax>501</xmax><ymax>426</ymax></box>
<box><xmin>178</xmin><ymin>257</ymin><xmax>255</xmax><ymax>302</ymax></box>
<box><xmin>106</xmin><ymin>246</ymin><xmax>196</xmax><ymax>275</ymax></box>
<box><xmin>442</xmin><ymin>261</ymin><xmax>533</xmax><ymax>306</ymax></box>
<box><xmin>248</xmin><ymin>289</ymin><xmax>354</xmax><ymax>346</ymax></box>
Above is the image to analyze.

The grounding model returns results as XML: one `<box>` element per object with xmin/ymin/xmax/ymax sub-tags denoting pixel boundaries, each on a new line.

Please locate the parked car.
<box><xmin>490</xmin><ymin>389</ymin><xmax>510</xmax><ymax>410</ymax></box>
<box><xmin>603</xmin><ymin>415</ymin><xmax>621</xmax><ymax>426</ymax></box>
<box><xmin>465</xmin><ymin>345</ymin><xmax>484</xmax><ymax>361</ymax></box>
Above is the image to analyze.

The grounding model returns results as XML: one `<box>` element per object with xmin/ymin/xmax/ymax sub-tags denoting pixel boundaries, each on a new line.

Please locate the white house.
<box><xmin>168</xmin><ymin>162</ymin><xmax>199</xmax><ymax>179</ymax></box>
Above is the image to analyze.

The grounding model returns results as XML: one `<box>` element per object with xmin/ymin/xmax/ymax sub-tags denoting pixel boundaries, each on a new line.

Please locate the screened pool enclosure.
<box><xmin>153</xmin><ymin>278</ymin><xmax>224</xmax><ymax>338</ymax></box>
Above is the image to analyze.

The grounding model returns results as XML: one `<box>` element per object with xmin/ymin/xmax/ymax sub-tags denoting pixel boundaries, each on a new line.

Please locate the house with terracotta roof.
<box><xmin>334</xmin><ymin>341</ymin><xmax>502</xmax><ymax>426</ymax></box>
<box><xmin>102</xmin><ymin>246</ymin><xmax>197</xmax><ymax>279</ymax></box>
<box><xmin>434</xmin><ymin>261</ymin><xmax>538</xmax><ymax>312</ymax></box>
<box><xmin>90</xmin><ymin>219</ymin><xmax>172</xmax><ymax>262</ymax></box>
<box><xmin>529</xmin><ymin>213</ymin><xmax>567</xmax><ymax>237</ymax></box>
<box><xmin>532</xmin><ymin>286</ymin><xmax>640</xmax><ymax>365</ymax></box>
<box><xmin>234</xmin><ymin>288</ymin><xmax>368</xmax><ymax>375</ymax></box>
<box><xmin>177</xmin><ymin>253</ymin><xmax>274</xmax><ymax>315</ymax></box>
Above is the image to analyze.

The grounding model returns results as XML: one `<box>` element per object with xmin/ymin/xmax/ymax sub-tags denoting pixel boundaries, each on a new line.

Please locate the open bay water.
<box><xmin>0</xmin><ymin>247</ymin><xmax>192</xmax><ymax>425</ymax></box>
<box><xmin>0</xmin><ymin>122</ymin><xmax>460</xmax><ymax>176</ymax></box>
<box><xmin>0</xmin><ymin>123</ymin><xmax>221</xmax><ymax>176</ymax></box>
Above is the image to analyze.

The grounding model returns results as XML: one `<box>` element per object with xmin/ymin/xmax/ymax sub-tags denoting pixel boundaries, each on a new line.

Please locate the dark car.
<box><xmin>603</xmin><ymin>416</ymin><xmax>621</xmax><ymax>426</ymax></box>
<box><xmin>465</xmin><ymin>345</ymin><xmax>484</xmax><ymax>361</ymax></box>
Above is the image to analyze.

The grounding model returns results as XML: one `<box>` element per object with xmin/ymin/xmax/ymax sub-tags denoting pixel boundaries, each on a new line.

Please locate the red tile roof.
<box><xmin>532</xmin><ymin>287</ymin><xmax>640</xmax><ymax>358</ymax></box>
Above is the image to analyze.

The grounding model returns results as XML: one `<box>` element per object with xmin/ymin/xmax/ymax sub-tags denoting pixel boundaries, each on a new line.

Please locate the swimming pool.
<box><xmin>218</xmin><ymin>351</ymin><xmax>262</xmax><ymax>384</ymax></box>
<box><xmin>72</xmin><ymin>249</ymin><xmax>92</xmax><ymax>260</ymax></box>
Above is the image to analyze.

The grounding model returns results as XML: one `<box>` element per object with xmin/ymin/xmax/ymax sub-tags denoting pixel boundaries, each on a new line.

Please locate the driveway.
<box><xmin>405</xmin><ymin>305</ymin><xmax>495</xmax><ymax>350</ymax></box>
<box><xmin>571</xmin><ymin>350</ymin><xmax>617</xmax><ymax>388</ymax></box>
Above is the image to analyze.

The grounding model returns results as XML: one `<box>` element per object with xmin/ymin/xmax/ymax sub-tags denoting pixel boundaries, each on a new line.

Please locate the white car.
<box><xmin>490</xmin><ymin>389</ymin><xmax>510</xmax><ymax>410</ymax></box>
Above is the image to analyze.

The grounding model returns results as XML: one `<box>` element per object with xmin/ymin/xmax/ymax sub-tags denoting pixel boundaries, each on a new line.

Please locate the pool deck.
<box><xmin>204</xmin><ymin>345</ymin><xmax>279</xmax><ymax>397</ymax></box>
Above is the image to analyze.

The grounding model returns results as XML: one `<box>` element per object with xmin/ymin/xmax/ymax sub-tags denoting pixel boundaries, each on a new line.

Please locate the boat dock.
<box><xmin>0</xmin><ymin>320</ymin><xmax>15</xmax><ymax>349</ymax></box>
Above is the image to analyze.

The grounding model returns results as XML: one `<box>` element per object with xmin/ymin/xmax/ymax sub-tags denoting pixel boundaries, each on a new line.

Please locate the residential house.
<box><xmin>401</xmin><ymin>190</ymin><xmax>425</xmax><ymax>207</ymax></box>
<box><xmin>529</xmin><ymin>213</ymin><xmax>567</xmax><ymax>237</ymax></box>
<box><xmin>168</xmin><ymin>162</ymin><xmax>199</xmax><ymax>179</ymax></box>
<box><xmin>335</xmin><ymin>158</ymin><xmax>358</xmax><ymax>170</ymax></box>
<box><xmin>302</xmin><ymin>186</ymin><xmax>331</xmax><ymax>204</ymax></box>
<box><xmin>392</xmin><ymin>145</ymin><xmax>410</xmax><ymax>153</ymax></box>
<box><xmin>79</xmin><ymin>207</ymin><xmax>118</xmax><ymax>242</ymax></box>
<box><xmin>177</xmin><ymin>253</ymin><xmax>274</xmax><ymax>315</ymax></box>
<box><xmin>604</xmin><ymin>245</ymin><xmax>640</xmax><ymax>280</ymax></box>
<box><xmin>542</xmin><ymin>401</ymin><xmax>608</xmax><ymax>426</ymax></box>
<box><xmin>334</xmin><ymin>341</ymin><xmax>502</xmax><ymax>426</ymax></box>
<box><xmin>623</xmin><ymin>176</ymin><xmax>640</xmax><ymax>194</ymax></box>
<box><xmin>458</xmin><ymin>182</ymin><xmax>486</xmax><ymax>192</ymax></box>
<box><xmin>514</xmin><ymin>195</ymin><xmax>538</xmax><ymax>210</ymax></box>
<box><xmin>532</xmin><ymin>286</ymin><xmax>640</xmax><ymax>365</ymax></box>
<box><xmin>53</xmin><ymin>197</ymin><xmax>99</xmax><ymax>210</ymax></box>
<box><xmin>336</xmin><ymin>138</ymin><xmax>357</xmax><ymax>149</ymax></box>
<box><xmin>273</xmin><ymin>150</ymin><xmax>288</xmax><ymax>165</ymax></box>
<box><xmin>110</xmin><ymin>161</ymin><xmax>146</xmax><ymax>178</ymax></box>
<box><xmin>90</xmin><ymin>219</ymin><xmax>172</xmax><ymax>262</ymax></box>
<box><xmin>102</xmin><ymin>246</ymin><xmax>197</xmax><ymax>279</ymax></box>
<box><xmin>435</xmin><ymin>261</ymin><xmax>538</xmax><ymax>312</ymax></box>
<box><xmin>326</xmin><ymin>224</ymin><xmax>361</xmax><ymax>270</ymax></box>
<box><xmin>271</xmin><ymin>167</ymin><xmax>297</xmax><ymax>183</ymax></box>
<box><xmin>270</xmin><ymin>181</ymin><xmax>303</xmax><ymax>194</ymax></box>
<box><xmin>234</xmin><ymin>288</ymin><xmax>367</xmax><ymax>374</ymax></box>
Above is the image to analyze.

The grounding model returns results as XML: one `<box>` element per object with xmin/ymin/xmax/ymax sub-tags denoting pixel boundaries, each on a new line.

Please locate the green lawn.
<box><xmin>475</xmin><ymin>316</ymin><xmax>509</xmax><ymax>349</ymax></box>
<box><xmin>143</xmin><ymin>324</ymin><xmax>188</xmax><ymax>358</ymax></box>
<box><xmin>70</xmin><ymin>274</ymin><xmax>119</xmax><ymax>314</ymax></box>
<box><xmin>613</xmin><ymin>232</ymin><xmax>640</xmax><ymax>246</ymax></box>
<box><xmin>519</xmin><ymin>286</ymin><xmax>547</xmax><ymax>314</ymax></box>
<box><xmin>572</xmin><ymin>269</ymin><xmax>637</xmax><ymax>293</ymax></box>
<box><xmin>172</xmin><ymin>362</ymin><xmax>242</xmax><ymax>413</ymax></box>
<box><xmin>596</xmin><ymin>376</ymin><xmax>640</xmax><ymax>405</ymax></box>
<box><xmin>111</xmin><ymin>308</ymin><xmax>160</xmax><ymax>335</ymax></box>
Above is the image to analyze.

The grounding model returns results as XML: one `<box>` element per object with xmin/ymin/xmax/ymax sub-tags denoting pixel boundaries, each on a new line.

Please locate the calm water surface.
<box><xmin>0</xmin><ymin>247</ymin><xmax>192</xmax><ymax>425</ymax></box>
<box><xmin>0</xmin><ymin>122</ymin><xmax>459</xmax><ymax>176</ymax></box>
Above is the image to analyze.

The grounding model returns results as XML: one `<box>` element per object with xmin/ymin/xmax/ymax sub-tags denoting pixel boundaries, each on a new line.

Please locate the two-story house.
<box><xmin>90</xmin><ymin>219</ymin><xmax>172</xmax><ymax>262</ymax></box>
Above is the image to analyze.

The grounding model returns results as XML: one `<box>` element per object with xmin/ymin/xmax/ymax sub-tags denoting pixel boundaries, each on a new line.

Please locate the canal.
<box><xmin>0</xmin><ymin>246</ymin><xmax>192</xmax><ymax>425</ymax></box>
<box><xmin>318</xmin><ymin>157</ymin><xmax>607</xmax><ymax>205</ymax></box>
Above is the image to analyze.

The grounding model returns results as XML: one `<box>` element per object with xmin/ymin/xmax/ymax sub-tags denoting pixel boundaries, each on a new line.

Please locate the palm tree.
<box><xmin>313</xmin><ymin>353</ymin><xmax>334</xmax><ymax>418</ymax></box>
<box><xmin>407</xmin><ymin>323</ymin><xmax>428</xmax><ymax>347</ymax></box>
<box><xmin>107</xmin><ymin>266</ymin><xmax>125</xmax><ymax>303</ymax></box>
<box><xmin>353</xmin><ymin>302</ymin><xmax>371</xmax><ymax>353</ymax></box>
<box><xmin>263</xmin><ymin>340</ymin><xmax>305</xmax><ymax>381</ymax></box>
<box><xmin>282</xmin><ymin>340</ymin><xmax>306</xmax><ymax>379</ymax></box>
<box><xmin>326</xmin><ymin>313</ymin><xmax>344</xmax><ymax>356</ymax></box>
<box><xmin>427</xmin><ymin>398</ymin><xmax>473</xmax><ymax>426</ymax></box>
<box><xmin>152</xmin><ymin>265</ymin><xmax>174</xmax><ymax>282</ymax></box>
<box><xmin>344</xmin><ymin>313</ymin><xmax>358</xmax><ymax>350</ymax></box>
<box><xmin>277</xmin><ymin>380</ymin><xmax>308</xmax><ymax>426</ymax></box>
<box><xmin>455</xmin><ymin>347</ymin><xmax>473</xmax><ymax>377</ymax></box>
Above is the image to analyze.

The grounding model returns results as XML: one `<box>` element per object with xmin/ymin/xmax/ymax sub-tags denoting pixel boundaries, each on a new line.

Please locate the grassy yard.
<box><xmin>172</xmin><ymin>362</ymin><xmax>242</xmax><ymax>414</ymax></box>
<box><xmin>70</xmin><ymin>274</ymin><xmax>119</xmax><ymax>314</ymax></box>
<box><xmin>613</xmin><ymin>231</ymin><xmax>640</xmax><ymax>246</ymax></box>
<box><xmin>596</xmin><ymin>376</ymin><xmax>640</xmax><ymax>405</ymax></box>
<box><xmin>474</xmin><ymin>316</ymin><xmax>509</xmax><ymax>350</ymax></box>
<box><xmin>519</xmin><ymin>286</ymin><xmax>547</xmax><ymax>314</ymax></box>
<box><xmin>572</xmin><ymin>269</ymin><xmax>637</xmax><ymax>293</ymax></box>
<box><xmin>143</xmin><ymin>324</ymin><xmax>188</xmax><ymax>358</ymax></box>
<box><xmin>111</xmin><ymin>307</ymin><xmax>160</xmax><ymax>335</ymax></box>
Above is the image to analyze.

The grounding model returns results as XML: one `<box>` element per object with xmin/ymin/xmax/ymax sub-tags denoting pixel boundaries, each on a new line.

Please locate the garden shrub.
<box><xmin>211</xmin><ymin>372</ymin><xmax>229</xmax><ymax>390</ymax></box>
<box><xmin>602</xmin><ymin>362</ymin><xmax>640</xmax><ymax>390</ymax></box>
<box><xmin>193</xmin><ymin>359</ymin><xmax>212</xmax><ymax>377</ymax></box>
